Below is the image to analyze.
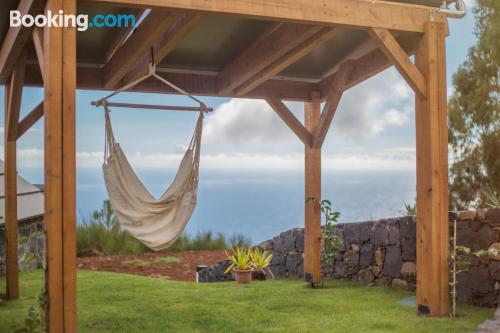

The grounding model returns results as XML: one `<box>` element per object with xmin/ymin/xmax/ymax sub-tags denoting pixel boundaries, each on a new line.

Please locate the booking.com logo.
<box><xmin>10</xmin><ymin>10</ymin><xmax>136</xmax><ymax>32</ymax></box>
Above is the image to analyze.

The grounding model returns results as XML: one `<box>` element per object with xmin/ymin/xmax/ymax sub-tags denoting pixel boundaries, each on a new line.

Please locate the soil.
<box><xmin>76</xmin><ymin>250</ymin><xmax>226</xmax><ymax>282</ymax></box>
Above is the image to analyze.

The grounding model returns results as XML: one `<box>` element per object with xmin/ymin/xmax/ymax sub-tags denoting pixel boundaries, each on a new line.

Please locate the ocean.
<box><xmin>19</xmin><ymin>167</ymin><xmax>416</xmax><ymax>244</ymax></box>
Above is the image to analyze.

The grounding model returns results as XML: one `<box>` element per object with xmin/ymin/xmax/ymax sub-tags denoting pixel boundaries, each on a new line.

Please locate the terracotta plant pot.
<box><xmin>233</xmin><ymin>268</ymin><xmax>253</xmax><ymax>284</ymax></box>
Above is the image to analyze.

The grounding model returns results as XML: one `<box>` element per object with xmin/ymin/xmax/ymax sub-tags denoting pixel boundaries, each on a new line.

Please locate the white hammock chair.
<box><xmin>94</xmin><ymin>64</ymin><xmax>207</xmax><ymax>251</ymax></box>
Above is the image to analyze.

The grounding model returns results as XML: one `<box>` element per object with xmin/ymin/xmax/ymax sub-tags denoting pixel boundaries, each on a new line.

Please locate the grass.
<box><xmin>121</xmin><ymin>257</ymin><xmax>182</xmax><ymax>267</ymax></box>
<box><xmin>0</xmin><ymin>271</ymin><xmax>493</xmax><ymax>333</ymax></box>
<box><xmin>153</xmin><ymin>257</ymin><xmax>181</xmax><ymax>264</ymax></box>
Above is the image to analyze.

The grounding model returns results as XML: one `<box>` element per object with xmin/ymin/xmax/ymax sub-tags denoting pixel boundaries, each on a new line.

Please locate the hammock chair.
<box><xmin>93</xmin><ymin>64</ymin><xmax>209</xmax><ymax>251</ymax></box>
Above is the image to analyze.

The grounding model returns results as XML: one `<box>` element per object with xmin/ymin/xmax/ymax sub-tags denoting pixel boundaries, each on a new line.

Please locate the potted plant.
<box><xmin>225</xmin><ymin>246</ymin><xmax>253</xmax><ymax>283</ymax></box>
<box><xmin>250</xmin><ymin>248</ymin><xmax>273</xmax><ymax>280</ymax></box>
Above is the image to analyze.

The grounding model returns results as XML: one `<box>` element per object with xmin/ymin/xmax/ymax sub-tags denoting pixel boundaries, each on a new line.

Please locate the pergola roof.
<box><xmin>0</xmin><ymin>0</ymin><xmax>445</xmax><ymax>101</ymax></box>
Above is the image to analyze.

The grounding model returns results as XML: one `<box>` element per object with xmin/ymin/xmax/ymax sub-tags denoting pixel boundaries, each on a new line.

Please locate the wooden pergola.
<box><xmin>1</xmin><ymin>0</ymin><xmax>452</xmax><ymax>331</ymax></box>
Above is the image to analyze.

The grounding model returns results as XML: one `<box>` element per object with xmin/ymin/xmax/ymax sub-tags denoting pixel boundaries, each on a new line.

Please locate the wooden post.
<box><xmin>44</xmin><ymin>0</ymin><xmax>77</xmax><ymax>331</ymax></box>
<box><xmin>3</xmin><ymin>48</ymin><xmax>27</xmax><ymax>300</ymax></box>
<box><xmin>304</xmin><ymin>92</ymin><xmax>322</xmax><ymax>286</ymax></box>
<box><xmin>415</xmin><ymin>22</ymin><xmax>449</xmax><ymax>316</ymax></box>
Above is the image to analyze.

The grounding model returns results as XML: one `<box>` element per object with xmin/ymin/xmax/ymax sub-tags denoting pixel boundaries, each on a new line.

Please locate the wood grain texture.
<box><xmin>370</xmin><ymin>28</ymin><xmax>426</xmax><ymax>98</ymax></box>
<box><xmin>85</xmin><ymin>0</ymin><xmax>444</xmax><ymax>33</ymax></box>
<box><xmin>415</xmin><ymin>22</ymin><xmax>448</xmax><ymax>317</ymax></box>
<box><xmin>266</xmin><ymin>99</ymin><xmax>313</xmax><ymax>147</ymax></box>
<box><xmin>304</xmin><ymin>92</ymin><xmax>322</xmax><ymax>286</ymax></box>
<box><xmin>0</xmin><ymin>0</ymin><xmax>44</xmax><ymax>82</ymax></box>
<box><xmin>17</xmin><ymin>102</ymin><xmax>44</xmax><ymax>139</ymax></box>
<box><xmin>44</xmin><ymin>0</ymin><xmax>64</xmax><ymax>329</ymax></box>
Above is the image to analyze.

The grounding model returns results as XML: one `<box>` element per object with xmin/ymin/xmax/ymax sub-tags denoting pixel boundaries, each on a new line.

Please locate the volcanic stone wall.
<box><xmin>0</xmin><ymin>215</ymin><xmax>45</xmax><ymax>275</ymax></box>
<box><xmin>199</xmin><ymin>208</ymin><xmax>500</xmax><ymax>308</ymax></box>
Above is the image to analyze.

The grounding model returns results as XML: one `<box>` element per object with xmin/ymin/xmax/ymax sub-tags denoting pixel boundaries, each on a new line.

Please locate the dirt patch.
<box><xmin>77</xmin><ymin>250</ymin><xmax>226</xmax><ymax>281</ymax></box>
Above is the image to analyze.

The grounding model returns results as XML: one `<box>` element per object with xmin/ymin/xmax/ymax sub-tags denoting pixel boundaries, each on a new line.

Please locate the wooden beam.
<box><xmin>17</xmin><ymin>102</ymin><xmax>44</xmax><ymax>139</ymax></box>
<box><xmin>304</xmin><ymin>92</ymin><xmax>322</xmax><ymax>287</ymax></box>
<box><xmin>104</xmin><ymin>9</ymin><xmax>146</xmax><ymax>63</ymax></box>
<box><xmin>23</xmin><ymin>63</ymin><xmax>317</xmax><ymax>101</ymax></box>
<box><xmin>266</xmin><ymin>99</ymin><xmax>313</xmax><ymax>147</ymax></box>
<box><xmin>44</xmin><ymin>0</ymin><xmax>64</xmax><ymax>329</ymax></box>
<box><xmin>85</xmin><ymin>0</ymin><xmax>446</xmax><ymax>33</ymax></box>
<box><xmin>62</xmin><ymin>0</ymin><xmax>77</xmax><ymax>329</ymax></box>
<box><xmin>318</xmin><ymin>35</ymin><xmax>419</xmax><ymax>98</ymax></box>
<box><xmin>313</xmin><ymin>62</ymin><xmax>354</xmax><ymax>148</ymax></box>
<box><xmin>234</xmin><ymin>28</ymin><xmax>341</xmax><ymax>96</ymax></box>
<box><xmin>369</xmin><ymin>28</ymin><xmax>427</xmax><ymax>98</ymax></box>
<box><xmin>0</xmin><ymin>0</ymin><xmax>44</xmax><ymax>82</ymax></box>
<box><xmin>32</xmin><ymin>27</ymin><xmax>45</xmax><ymax>82</ymax></box>
<box><xmin>102</xmin><ymin>10</ymin><xmax>183</xmax><ymax>89</ymax></box>
<box><xmin>3</xmin><ymin>82</ymin><xmax>18</xmax><ymax>301</ymax></box>
<box><xmin>217</xmin><ymin>23</ymin><xmax>322</xmax><ymax>95</ymax></box>
<box><xmin>122</xmin><ymin>13</ymin><xmax>205</xmax><ymax>85</ymax></box>
<box><xmin>5</xmin><ymin>49</ymin><xmax>28</xmax><ymax>141</ymax></box>
<box><xmin>415</xmin><ymin>21</ymin><xmax>448</xmax><ymax>317</ymax></box>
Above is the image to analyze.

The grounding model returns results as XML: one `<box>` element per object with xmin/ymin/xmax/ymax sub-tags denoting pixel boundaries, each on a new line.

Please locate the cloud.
<box><xmin>203</xmin><ymin>98</ymin><xmax>301</xmax><ymax>152</ymax></box>
<box><xmin>332</xmin><ymin>68</ymin><xmax>413</xmax><ymax>139</ymax></box>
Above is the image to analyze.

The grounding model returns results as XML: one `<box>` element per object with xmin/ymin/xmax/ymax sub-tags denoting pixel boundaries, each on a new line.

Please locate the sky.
<box><xmin>0</xmin><ymin>1</ymin><xmax>479</xmax><ymax>184</ymax></box>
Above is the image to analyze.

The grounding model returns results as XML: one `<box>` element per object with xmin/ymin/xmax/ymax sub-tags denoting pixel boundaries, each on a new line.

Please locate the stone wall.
<box><xmin>199</xmin><ymin>208</ymin><xmax>500</xmax><ymax>308</ymax></box>
<box><xmin>0</xmin><ymin>215</ymin><xmax>45</xmax><ymax>275</ymax></box>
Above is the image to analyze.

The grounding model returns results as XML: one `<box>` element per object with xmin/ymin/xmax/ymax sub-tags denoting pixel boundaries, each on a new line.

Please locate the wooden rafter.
<box><xmin>217</xmin><ymin>23</ymin><xmax>321</xmax><ymax>95</ymax></box>
<box><xmin>84</xmin><ymin>0</ymin><xmax>445</xmax><ymax>33</ymax></box>
<box><xmin>104</xmin><ymin>9</ymin><xmax>146</xmax><ymax>64</ymax></box>
<box><xmin>6</xmin><ymin>49</ymin><xmax>28</xmax><ymax>141</ymax></box>
<box><xmin>103</xmin><ymin>10</ymin><xmax>184</xmax><ymax>89</ymax></box>
<box><xmin>32</xmin><ymin>27</ymin><xmax>45</xmax><ymax>81</ymax></box>
<box><xmin>17</xmin><ymin>101</ymin><xmax>44</xmax><ymax>139</ymax></box>
<box><xmin>318</xmin><ymin>35</ymin><xmax>419</xmax><ymax>99</ymax></box>
<box><xmin>234</xmin><ymin>28</ymin><xmax>341</xmax><ymax>96</ymax></box>
<box><xmin>122</xmin><ymin>13</ymin><xmax>205</xmax><ymax>85</ymax></box>
<box><xmin>266</xmin><ymin>99</ymin><xmax>313</xmax><ymax>147</ymax></box>
<box><xmin>370</xmin><ymin>28</ymin><xmax>427</xmax><ymax>98</ymax></box>
<box><xmin>0</xmin><ymin>0</ymin><xmax>44</xmax><ymax>82</ymax></box>
<box><xmin>313</xmin><ymin>62</ymin><xmax>354</xmax><ymax>148</ymax></box>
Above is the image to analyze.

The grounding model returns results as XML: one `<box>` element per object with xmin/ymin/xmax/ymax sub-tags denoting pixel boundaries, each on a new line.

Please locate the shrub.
<box><xmin>77</xmin><ymin>200</ymin><xmax>252</xmax><ymax>256</ymax></box>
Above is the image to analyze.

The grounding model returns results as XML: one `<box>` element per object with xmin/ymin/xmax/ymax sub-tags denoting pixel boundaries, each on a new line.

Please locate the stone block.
<box><xmin>294</xmin><ymin>229</ymin><xmax>304</xmax><ymax>252</ymax></box>
<box><xmin>387</xmin><ymin>220</ymin><xmax>400</xmax><ymax>245</ymax></box>
<box><xmin>473</xmin><ymin>225</ymin><xmax>498</xmax><ymax>250</ymax></box>
<box><xmin>357</xmin><ymin>268</ymin><xmax>375</xmax><ymax>284</ymax></box>
<box><xmin>399</xmin><ymin>217</ymin><xmax>416</xmax><ymax>239</ymax></box>
<box><xmin>359</xmin><ymin>243</ymin><xmax>374</xmax><ymax>268</ymax></box>
<box><xmin>344</xmin><ymin>249</ymin><xmax>359</xmax><ymax>268</ymax></box>
<box><xmin>401</xmin><ymin>238</ymin><xmax>416</xmax><ymax>262</ymax></box>
<box><xmin>456</xmin><ymin>210</ymin><xmax>476</xmax><ymax>221</ymax></box>
<box><xmin>375</xmin><ymin>276</ymin><xmax>391</xmax><ymax>286</ymax></box>
<box><xmin>392</xmin><ymin>278</ymin><xmax>409</xmax><ymax>290</ymax></box>
<box><xmin>489</xmin><ymin>261</ymin><xmax>500</xmax><ymax>280</ymax></box>
<box><xmin>370</xmin><ymin>222</ymin><xmax>388</xmax><ymax>246</ymax></box>
<box><xmin>401</xmin><ymin>262</ymin><xmax>416</xmax><ymax>283</ymax></box>
<box><xmin>487</xmin><ymin>208</ymin><xmax>500</xmax><ymax>225</ymax></box>
<box><xmin>489</xmin><ymin>243</ymin><xmax>500</xmax><ymax>261</ymax></box>
<box><xmin>383</xmin><ymin>245</ymin><xmax>401</xmax><ymax>277</ymax></box>
<box><xmin>259</xmin><ymin>240</ymin><xmax>273</xmax><ymax>251</ymax></box>
<box><xmin>343</xmin><ymin>222</ymin><xmax>370</xmax><ymax>244</ymax></box>
<box><xmin>374</xmin><ymin>247</ymin><xmax>385</xmax><ymax>267</ymax></box>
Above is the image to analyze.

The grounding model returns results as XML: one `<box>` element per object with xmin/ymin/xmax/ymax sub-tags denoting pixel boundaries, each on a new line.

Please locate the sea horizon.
<box><xmin>17</xmin><ymin>166</ymin><xmax>416</xmax><ymax>244</ymax></box>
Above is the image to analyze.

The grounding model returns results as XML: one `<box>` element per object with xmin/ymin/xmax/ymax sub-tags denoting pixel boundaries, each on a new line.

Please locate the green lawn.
<box><xmin>0</xmin><ymin>270</ymin><xmax>493</xmax><ymax>333</ymax></box>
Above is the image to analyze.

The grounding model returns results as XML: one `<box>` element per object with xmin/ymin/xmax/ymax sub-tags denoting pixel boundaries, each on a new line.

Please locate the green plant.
<box><xmin>224</xmin><ymin>246</ymin><xmax>253</xmax><ymax>274</ymax></box>
<box><xmin>399</xmin><ymin>202</ymin><xmax>416</xmax><ymax>217</ymax></box>
<box><xmin>154</xmin><ymin>257</ymin><xmax>181</xmax><ymax>264</ymax></box>
<box><xmin>77</xmin><ymin>200</ymin><xmax>147</xmax><ymax>256</ymax></box>
<box><xmin>168</xmin><ymin>231</ymin><xmax>251</xmax><ymax>252</ymax></box>
<box><xmin>15</xmin><ymin>288</ymin><xmax>46</xmax><ymax>333</ymax></box>
<box><xmin>484</xmin><ymin>184</ymin><xmax>500</xmax><ymax>208</ymax></box>
<box><xmin>319</xmin><ymin>200</ymin><xmax>342</xmax><ymax>286</ymax></box>
<box><xmin>250</xmin><ymin>249</ymin><xmax>272</xmax><ymax>271</ymax></box>
<box><xmin>122</xmin><ymin>259</ymin><xmax>152</xmax><ymax>267</ymax></box>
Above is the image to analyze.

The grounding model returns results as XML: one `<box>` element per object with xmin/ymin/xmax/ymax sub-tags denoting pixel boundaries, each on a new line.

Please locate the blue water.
<box><xmin>18</xmin><ymin>167</ymin><xmax>416</xmax><ymax>244</ymax></box>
